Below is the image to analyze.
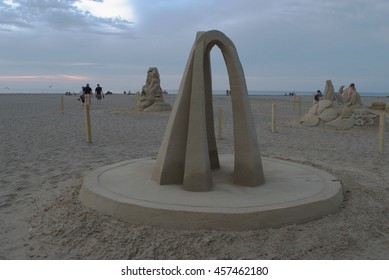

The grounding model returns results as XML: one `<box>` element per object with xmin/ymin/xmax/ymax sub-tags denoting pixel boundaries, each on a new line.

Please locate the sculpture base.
<box><xmin>140</xmin><ymin>99</ymin><xmax>172</xmax><ymax>112</ymax></box>
<box><xmin>80</xmin><ymin>155</ymin><xmax>343</xmax><ymax>230</ymax></box>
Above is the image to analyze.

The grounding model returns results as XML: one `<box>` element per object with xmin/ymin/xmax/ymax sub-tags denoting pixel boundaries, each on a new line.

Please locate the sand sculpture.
<box><xmin>152</xmin><ymin>30</ymin><xmax>265</xmax><ymax>191</ymax></box>
<box><xmin>136</xmin><ymin>67</ymin><xmax>172</xmax><ymax>112</ymax></box>
<box><xmin>80</xmin><ymin>30</ymin><xmax>343</xmax><ymax>230</ymax></box>
<box><xmin>300</xmin><ymin>80</ymin><xmax>376</xmax><ymax>129</ymax></box>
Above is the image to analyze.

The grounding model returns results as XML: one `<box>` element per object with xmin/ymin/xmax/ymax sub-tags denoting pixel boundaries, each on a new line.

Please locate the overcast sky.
<box><xmin>1</xmin><ymin>0</ymin><xmax>388</xmax><ymax>93</ymax></box>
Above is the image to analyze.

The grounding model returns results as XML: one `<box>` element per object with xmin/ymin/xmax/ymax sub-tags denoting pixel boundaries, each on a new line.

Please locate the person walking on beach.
<box><xmin>95</xmin><ymin>84</ymin><xmax>104</xmax><ymax>101</ymax></box>
<box><xmin>83</xmin><ymin>83</ymin><xmax>92</xmax><ymax>106</ymax></box>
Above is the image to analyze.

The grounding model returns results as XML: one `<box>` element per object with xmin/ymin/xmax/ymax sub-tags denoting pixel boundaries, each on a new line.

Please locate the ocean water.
<box><xmin>0</xmin><ymin>88</ymin><xmax>388</xmax><ymax>97</ymax></box>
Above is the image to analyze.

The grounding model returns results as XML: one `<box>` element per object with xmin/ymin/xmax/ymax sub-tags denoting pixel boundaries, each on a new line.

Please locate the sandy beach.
<box><xmin>0</xmin><ymin>93</ymin><xmax>388</xmax><ymax>260</ymax></box>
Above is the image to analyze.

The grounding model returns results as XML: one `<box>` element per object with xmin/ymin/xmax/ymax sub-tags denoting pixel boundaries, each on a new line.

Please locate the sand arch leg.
<box><xmin>152</xmin><ymin>30</ymin><xmax>264</xmax><ymax>192</ymax></box>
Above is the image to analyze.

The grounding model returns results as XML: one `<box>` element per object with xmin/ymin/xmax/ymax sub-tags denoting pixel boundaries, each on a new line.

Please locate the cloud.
<box><xmin>74</xmin><ymin>0</ymin><xmax>135</xmax><ymax>21</ymax></box>
<box><xmin>0</xmin><ymin>0</ymin><xmax>135</xmax><ymax>36</ymax></box>
<box><xmin>0</xmin><ymin>0</ymin><xmax>388</xmax><ymax>92</ymax></box>
<box><xmin>0</xmin><ymin>74</ymin><xmax>88</xmax><ymax>81</ymax></box>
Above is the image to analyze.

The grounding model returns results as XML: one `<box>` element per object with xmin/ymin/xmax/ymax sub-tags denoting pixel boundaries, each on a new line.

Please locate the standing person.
<box><xmin>95</xmin><ymin>83</ymin><xmax>104</xmax><ymax>101</ymax></box>
<box><xmin>313</xmin><ymin>90</ymin><xmax>322</xmax><ymax>104</ymax></box>
<box><xmin>347</xmin><ymin>82</ymin><xmax>362</xmax><ymax>105</ymax></box>
<box><xmin>342</xmin><ymin>83</ymin><xmax>356</xmax><ymax>102</ymax></box>
<box><xmin>83</xmin><ymin>83</ymin><xmax>92</xmax><ymax>106</ymax></box>
<box><xmin>347</xmin><ymin>83</ymin><xmax>356</xmax><ymax>99</ymax></box>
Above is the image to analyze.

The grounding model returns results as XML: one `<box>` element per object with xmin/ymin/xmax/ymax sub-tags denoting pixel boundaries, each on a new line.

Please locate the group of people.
<box><xmin>79</xmin><ymin>83</ymin><xmax>104</xmax><ymax>105</ymax></box>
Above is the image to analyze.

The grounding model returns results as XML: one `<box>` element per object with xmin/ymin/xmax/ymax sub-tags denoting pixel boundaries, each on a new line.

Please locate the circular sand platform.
<box><xmin>80</xmin><ymin>155</ymin><xmax>343</xmax><ymax>230</ymax></box>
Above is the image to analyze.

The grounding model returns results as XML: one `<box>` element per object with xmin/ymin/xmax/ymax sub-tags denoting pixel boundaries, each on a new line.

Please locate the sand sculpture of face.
<box><xmin>137</xmin><ymin>67</ymin><xmax>169</xmax><ymax>111</ymax></box>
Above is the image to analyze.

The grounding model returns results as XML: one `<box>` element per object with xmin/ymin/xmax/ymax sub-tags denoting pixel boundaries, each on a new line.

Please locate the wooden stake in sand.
<box><xmin>84</xmin><ymin>103</ymin><xmax>92</xmax><ymax>143</ymax></box>
<box><xmin>292</xmin><ymin>95</ymin><xmax>295</xmax><ymax>111</ymax></box>
<box><xmin>60</xmin><ymin>95</ymin><xmax>64</xmax><ymax>114</ymax></box>
<box><xmin>272</xmin><ymin>103</ymin><xmax>276</xmax><ymax>133</ymax></box>
<box><xmin>86</xmin><ymin>94</ymin><xmax>91</xmax><ymax>107</ymax></box>
<box><xmin>378</xmin><ymin>113</ymin><xmax>385</xmax><ymax>154</ymax></box>
<box><xmin>217</xmin><ymin>108</ymin><xmax>223</xmax><ymax>140</ymax></box>
<box><xmin>298</xmin><ymin>96</ymin><xmax>302</xmax><ymax>116</ymax></box>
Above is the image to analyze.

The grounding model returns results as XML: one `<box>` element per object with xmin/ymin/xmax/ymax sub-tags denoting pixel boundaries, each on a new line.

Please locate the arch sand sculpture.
<box><xmin>80</xmin><ymin>30</ymin><xmax>343</xmax><ymax>230</ymax></box>
<box><xmin>152</xmin><ymin>30</ymin><xmax>265</xmax><ymax>191</ymax></box>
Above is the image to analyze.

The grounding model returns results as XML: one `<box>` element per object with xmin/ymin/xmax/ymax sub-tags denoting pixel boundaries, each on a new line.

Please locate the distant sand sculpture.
<box><xmin>152</xmin><ymin>30</ymin><xmax>265</xmax><ymax>191</ymax></box>
<box><xmin>137</xmin><ymin>67</ymin><xmax>172</xmax><ymax>112</ymax></box>
<box><xmin>300</xmin><ymin>80</ymin><xmax>376</xmax><ymax>129</ymax></box>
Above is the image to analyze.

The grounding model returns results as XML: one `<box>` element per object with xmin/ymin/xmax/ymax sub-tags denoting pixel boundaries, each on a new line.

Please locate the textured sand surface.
<box><xmin>0</xmin><ymin>93</ymin><xmax>388</xmax><ymax>259</ymax></box>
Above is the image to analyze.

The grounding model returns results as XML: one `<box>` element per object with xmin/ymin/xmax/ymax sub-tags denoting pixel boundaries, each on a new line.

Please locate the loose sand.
<box><xmin>0</xmin><ymin>93</ymin><xmax>388</xmax><ymax>259</ymax></box>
